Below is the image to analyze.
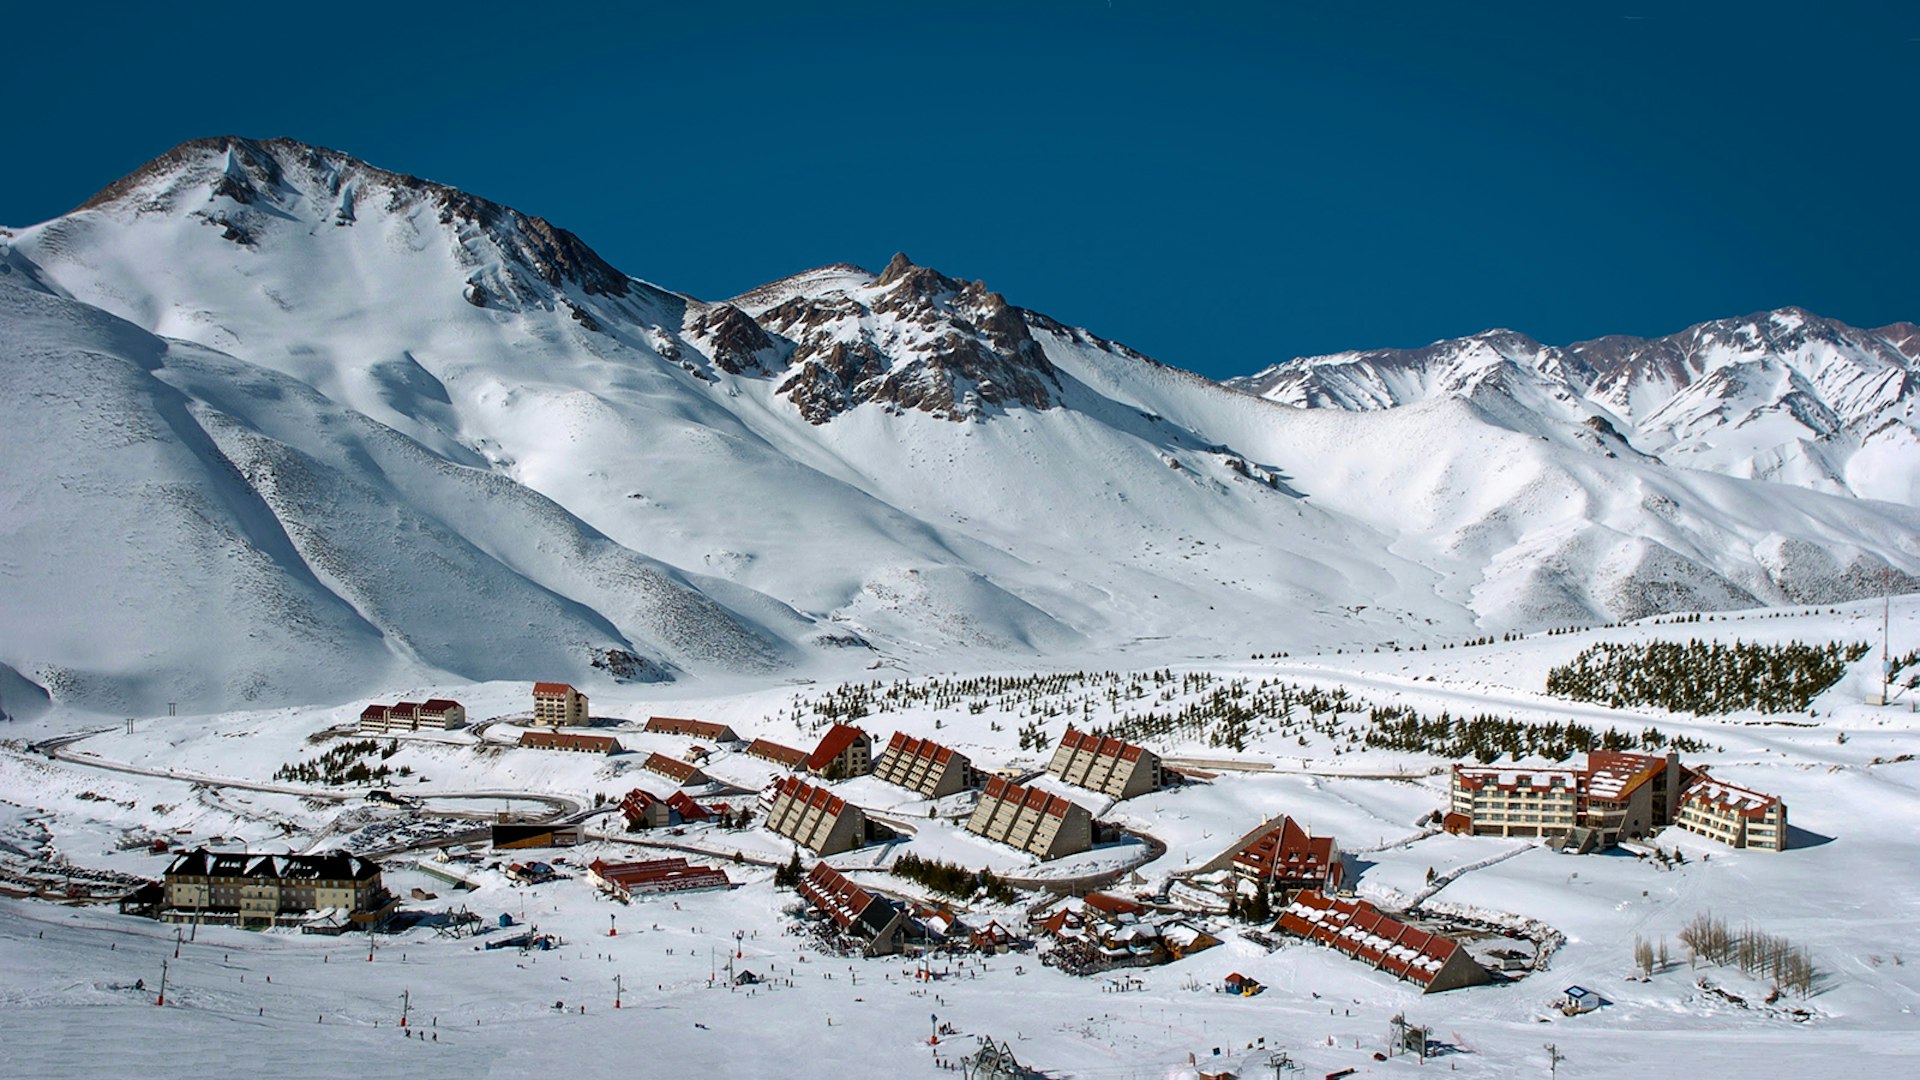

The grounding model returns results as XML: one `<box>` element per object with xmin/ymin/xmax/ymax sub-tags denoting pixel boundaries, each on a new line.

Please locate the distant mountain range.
<box><xmin>2</xmin><ymin>136</ymin><xmax>1915</xmax><ymax>715</ymax></box>
<box><xmin>1229</xmin><ymin>311</ymin><xmax>1918</xmax><ymax>504</ymax></box>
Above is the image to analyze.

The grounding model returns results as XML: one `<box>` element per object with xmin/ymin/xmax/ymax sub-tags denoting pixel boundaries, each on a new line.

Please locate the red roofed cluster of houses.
<box><xmin>795</xmin><ymin>862</ymin><xmax>906</xmax><ymax>955</ymax></box>
<box><xmin>966</xmin><ymin>776</ymin><xmax>1094</xmax><ymax>860</ymax></box>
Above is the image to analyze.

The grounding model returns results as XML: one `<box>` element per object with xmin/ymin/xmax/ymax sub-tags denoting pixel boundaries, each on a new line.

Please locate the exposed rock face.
<box><xmin>684</xmin><ymin>303</ymin><xmax>777</xmax><ymax>375</ymax></box>
<box><xmin>746</xmin><ymin>253</ymin><xmax>1061</xmax><ymax>424</ymax></box>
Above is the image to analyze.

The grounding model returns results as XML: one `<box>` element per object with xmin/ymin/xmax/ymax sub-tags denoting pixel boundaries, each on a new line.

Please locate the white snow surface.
<box><xmin>2</xmin><ymin>600</ymin><xmax>1919</xmax><ymax>1077</ymax></box>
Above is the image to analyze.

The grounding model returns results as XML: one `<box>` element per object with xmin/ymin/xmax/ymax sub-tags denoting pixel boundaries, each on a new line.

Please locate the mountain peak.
<box><xmin>70</xmin><ymin>135</ymin><xmax>634</xmax><ymax>302</ymax></box>
<box><xmin>875</xmin><ymin>251</ymin><xmax>918</xmax><ymax>286</ymax></box>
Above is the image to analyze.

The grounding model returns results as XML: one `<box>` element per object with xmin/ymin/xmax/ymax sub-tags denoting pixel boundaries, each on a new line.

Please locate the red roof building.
<box><xmin>644</xmin><ymin>716</ymin><xmax>740</xmax><ymax>743</ymax></box>
<box><xmin>644</xmin><ymin>752</ymin><xmax>711</xmax><ymax>787</ymax></box>
<box><xmin>1275</xmin><ymin>890</ymin><xmax>1491</xmax><ymax>993</ymax></box>
<box><xmin>806</xmin><ymin>723</ymin><xmax>873</xmax><ymax>779</ymax></box>
<box><xmin>965</xmin><ymin>776</ymin><xmax>1094</xmax><ymax>860</ymax></box>
<box><xmin>532</xmin><ymin>682</ymin><xmax>589</xmax><ymax>726</ymax></box>
<box><xmin>872</xmin><ymin>732</ymin><xmax>978</xmax><ymax>798</ymax></box>
<box><xmin>1046</xmin><ymin>726</ymin><xmax>1163</xmax><ymax>799</ymax></box>
<box><xmin>359</xmin><ymin>698</ymin><xmax>467</xmax><ymax>733</ymax></box>
<box><xmin>1676</xmin><ymin>776</ymin><xmax>1788</xmax><ymax>851</ymax></box>
<box><xmin>796</xmin><ymin>862</ymin><xmax>905</xmax><ymax>955</ymax></box>
<box><xmin>588</xmin><ymin>857</ymin><xmax>730</xmax><ymax>898</ymax></box>
<box><xmin>519</xmin><ymin>729</ymin><xmax>620</xmax><ymax>754</ymax></box>
<box><xmin>747</xmin><ymin>738</ymin><xmax>809</xmax><ymax>770</ymax></box>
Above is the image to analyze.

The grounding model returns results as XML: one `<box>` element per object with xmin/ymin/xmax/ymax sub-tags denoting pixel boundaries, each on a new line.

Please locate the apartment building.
<box><xmin>1675</xmin><ymin>777</ymin><xmax>1788</xmax><ymax>851</ymax></box>
<box><xmin>532</xmin><ymin>682</ymin><xmax>589</xmax><ymax>726</ymax></box>
<box><xmin>161</xmin><ymin>848</ymin><xmax>384</xmax><ymax>926</ymax></box>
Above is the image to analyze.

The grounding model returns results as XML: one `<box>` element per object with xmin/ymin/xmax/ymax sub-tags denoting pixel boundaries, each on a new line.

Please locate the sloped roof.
<box><xmin>645</xmin><ymin>716</ymin><xmax>736</xmax><ymax>739</ymax></box>
<box><xmin>747</xmin><ymin>738</ymin><xmax>808</xmax><ymax>768</ymax></box>
<box><xmin>1234</xmin><ymin>816</ymin><xmax>1338</xmax><ymax>883</ymax></box>
<box><xmin>520</xmin><ymin>730</ymin><xmax>620</xmax><ymax>752</ymax></box>
<box><xmin>645</xmin><ymin>752</ymin><xmax>706</xmax><ymax>783</ymax></box>
<box><xmin>772</xmin><ymin>775</ymin><xmax>853</xmax><ymax>818</ymax></box>
<box><xmin>165</xmin><ymin>847</ymin><xmax>378</xmax><ymax>882</ymax></box>
<box><xmin>979</xmin><ymin>775</ymin><xmax>1083</xmax><ymax>820</ymax></box>
<box><xmin>1681</xmin><ymin>775</ymin><xmax>1781</xmax><ymax>818</ymax></box>
<box><xmin>882</xmin><ymin>731</ymin><xmax>962</xmax><ymax>767</ymax></box>
<box><xmin>532</xmin><ymin>682</ymin><xmax>578</xmax><ymax>696</ymax></box>
<box><xmin>797</xmin><ymin>862</ymin><xmax>892</xmax><ymax>938</ymax></box>
<box><xmin>419</xmin><ymin>698</ymin><xmax>462</xmax><ymax>712</ymax></box>
<box><xmin>807</xmin><ymin>723</ymin><xmax>870</xmax><ymax>771</ymax></box>
<box><xmin>1276</xmin><ymin>890</ymin><xmax>1469</xmax><ymax>986</ymax></box>
<box><xmin>1058</xmin><ymin>725</ymin><xmax>1150</xmax><ymax>763</ymax></box>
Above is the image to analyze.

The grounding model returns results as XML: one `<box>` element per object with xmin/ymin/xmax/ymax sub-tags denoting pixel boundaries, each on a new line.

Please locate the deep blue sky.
<box><xmin>6</xmin><ymin>2</ymin><xmax>1915</xmax><ymax>374</ymax></box>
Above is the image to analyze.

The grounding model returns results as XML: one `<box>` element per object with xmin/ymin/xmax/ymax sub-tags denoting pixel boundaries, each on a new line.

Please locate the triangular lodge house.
<box><xmin>764</xmin><ymin>775</ymin><xmax>869</xmax><ymax>856</ymax></box>
<box><xmin>1046</xmin><ymin>726</ymin><xmax>1164</xmax><ymax>799</ymax></box>
<box><xmin>796</xmin><ymin>862</ymin><xmax>906</xmax><ymax>956</ymax></box>
<box><xmin>1229</xmin><ymin>815</ymin><xmax>1343</xmax><ymax>898</ymax></box>
<box><xmin>965</xmin><ymin>776</ymin><xmax>1094</xmax><ymax>860</ymax></box>
<box><xmin>872</xmin><ymin>731</ymin><xmax>979</xmax><ymax>798</ymax></box>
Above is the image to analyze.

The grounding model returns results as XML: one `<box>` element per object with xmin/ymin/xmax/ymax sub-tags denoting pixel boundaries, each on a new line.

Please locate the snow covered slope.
<box><xmin>4</xmin><ymin>136</ymin><xmax>1918</xmax><ymax>715</ymax></box>
<box><xmin>1230</xmin><ymin>312</ymin><xmax>1920</xmax><ymax>503</ymax></box>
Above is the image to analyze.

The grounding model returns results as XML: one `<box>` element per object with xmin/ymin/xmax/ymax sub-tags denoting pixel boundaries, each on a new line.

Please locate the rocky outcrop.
<box><xmin>749</xmin><ymin>253</ymin><xmax>1061</xmax><ymax>424</ymax></box>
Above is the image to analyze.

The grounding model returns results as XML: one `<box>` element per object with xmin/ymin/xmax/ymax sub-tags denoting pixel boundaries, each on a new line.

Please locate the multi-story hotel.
<box><xmin>161</xmin><ymin>848</ymin><xmax>384</xmax><ymax>926</ymax></box>
<box><xmin>532</xmin><ymin>682</ymin><xmax>589</xmax><ymax>726</ymax></box>
<box><xmin>1447</xmin><ymin>750</ymin><xmax>1786</xmax><ymax>852</ymax></box>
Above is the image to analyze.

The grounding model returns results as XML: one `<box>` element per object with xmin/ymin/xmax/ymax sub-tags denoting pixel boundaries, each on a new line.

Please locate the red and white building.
<box><xmin>1276</xmin><ymin>890</ymin><xmax>1491</xmax><ymax>994</ymax></box>
<box><xmin>587</xmin><ymin>857</ymin><xmax>730</xmax><ymax>899</ymax></box>
<box><xmin>965</xmin><ymin>776</ymin><xmax>1094</xmax><ymax>860</ymax></box>
<box><xmin>1046</xmin><ymin>726</ymin><xmax>1163</xmax><ymax>799</ymax></box>
<box><xmin>620</xmin><ymin>789</ymin><xmax>722</xmax><ymax>829</ymax></box>
<box><xmin>1448</xmin><ymin>750</ymin><xmax>1786</xmax><ymax>852</ymax></box>
<box><xmin>872</xmin><ymin>732</ymin><xmax>978</xmax><ymax>798</ymax></box>
<box><xmin>1675</xmin><ymin>776</ymin><xmax>1788</xmax><ymax>851</ymax></box>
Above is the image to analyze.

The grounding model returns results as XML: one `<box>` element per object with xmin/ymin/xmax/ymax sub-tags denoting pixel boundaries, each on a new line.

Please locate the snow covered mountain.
<box><xmin>1229</xmin><ymin>312</ymin><xmax>1920</xmax><ymax>503</ymax></box>
<box><xmin>3</xmin><ymin>136</ymin><xmax>1918</xmax><ymax>716</ymax></box>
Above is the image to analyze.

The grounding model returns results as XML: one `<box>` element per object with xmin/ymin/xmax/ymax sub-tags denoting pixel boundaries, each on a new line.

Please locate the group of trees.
<box><xmin>273</xmin><ymin>739</ymin><xmax>406</xmax><ymax>785</ymax></box>
<box><xmin>1226</xmin><ymin>878</ymin><xmax>1273</xmax><ymax>923</ymax></box>
<box><xmin>1546</xmin><ymin>639</ymin><xmax>1869</xmax><ymax>715</ymax></box>
<box><xmin>797</xmin><ymin>664</ymin><xmax>1709</xmax><ymax>767</ymax></box>
<box><xmin>889</xmin><ymin>852</ymin><xmax>1017</xmax><ymax>904</ymax></box>
<box><xmin>1361</xmin><ymin>704</ymin><xmax>1704</xmax><ymax>763</ymax></box>
<box><xmin>1677</xmin><ymin>911</ymin><xmax>1819</xmax><ymax>998</ymax></box>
